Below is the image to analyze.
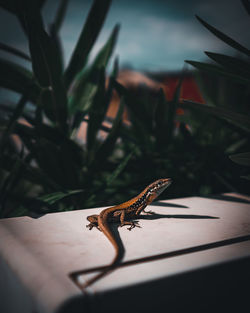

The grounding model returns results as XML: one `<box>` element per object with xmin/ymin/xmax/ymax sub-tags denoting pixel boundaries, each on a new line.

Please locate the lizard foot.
<box><xmin>120</xmin><ymin>221</ymin><xmax>141</xmax><ymax>231</ymax></box>
<box><xmin>86</xmin><ymin>223</ymin><xmax>101</xmax><ymax>231</ymax></box>
<box><xmin>143</xmin><ymin>209</ymin><xmax>155</xmax><ymax>215</ymax></box>
<box><xmin>86</xmin><ymin>223</ymin><xmax>95</xmax><ymax>230</ymax></box>
<box><xmin>86</xmin><ymin>215</ymin><xmax>99</xmax><ymax>230</ymax></box>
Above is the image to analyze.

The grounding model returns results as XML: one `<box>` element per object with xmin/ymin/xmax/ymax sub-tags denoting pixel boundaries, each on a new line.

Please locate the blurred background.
<box><xmin>0</xmin><ymin>0</ymin><xmax>249</xmax><ymax>217</ymax></box>
<box><xmin>1</xmin><ymin>0</ymin><xmax>249</xmax><ymax>71</ymax></box>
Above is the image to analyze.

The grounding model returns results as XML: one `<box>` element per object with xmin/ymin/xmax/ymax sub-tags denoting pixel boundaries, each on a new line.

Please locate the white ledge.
<box><xmin>0</xmin><ymin>193</ymin><xmax>250</xmax><ymax>313</ymax></box>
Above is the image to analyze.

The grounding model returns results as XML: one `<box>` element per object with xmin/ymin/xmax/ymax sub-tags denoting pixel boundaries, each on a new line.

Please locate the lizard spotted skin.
<box><xmin>85</xmin><ymin>178</ymin><xmax>172</xmax><ymax>288</ymax></box>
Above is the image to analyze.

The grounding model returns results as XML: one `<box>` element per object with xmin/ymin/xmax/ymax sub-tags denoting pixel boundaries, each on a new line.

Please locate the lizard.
<box><xmin>84</xmin><ymin>178</ymin><xmax>172</xmax><ymax>288</ymax></box>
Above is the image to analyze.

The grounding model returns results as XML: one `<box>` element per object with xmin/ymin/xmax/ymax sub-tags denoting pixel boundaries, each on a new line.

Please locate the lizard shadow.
<box><xmin>153</xmin><ymin>201</ymin><xmax>189</xmax><ymax>208</ymax></box>
<box><xmin>69</xmin><ymin>212</ymin><xmax>219</xmax><ymax>281</ymax></box>
<box><xmin>139</xmin><ymin>213</ymin><xmax>219</xmax><ymax>220</ymax></box>
<box><xmin>69</xmin><ymin>223</ymin><xmax>126</xmax><ymax>282</ymax></box>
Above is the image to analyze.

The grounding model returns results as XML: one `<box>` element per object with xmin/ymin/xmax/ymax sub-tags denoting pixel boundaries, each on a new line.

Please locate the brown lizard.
<box><xmin>84</xmin><ymin>178</ymin><xmax>172</xmax><ymax>288</ymax></box>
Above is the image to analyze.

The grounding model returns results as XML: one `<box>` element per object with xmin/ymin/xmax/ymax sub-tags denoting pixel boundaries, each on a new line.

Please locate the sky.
<box><xmin>0</xmin><ymin>0</ymin><xmax>249</xmax><ymax>73</ymax></box>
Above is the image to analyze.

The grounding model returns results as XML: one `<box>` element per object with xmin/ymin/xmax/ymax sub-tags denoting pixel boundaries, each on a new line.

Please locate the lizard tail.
<box><xmin>81</xmin><ymin>216</ymin><xmax>124</xmax><ymax>289</ymax></box>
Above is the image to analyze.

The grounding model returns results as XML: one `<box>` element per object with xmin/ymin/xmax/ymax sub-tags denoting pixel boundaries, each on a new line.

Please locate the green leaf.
<box><xmin>172</xmin><ymin>73</ymin><xmax>184</xmax><ymax>104</ymax></box>
<box><xmin>185</xmin><ymin>60</ymin><xmax>250</xmax><ymax>85</ymax></box>
<box><xmin>1</xmin><ymin>0</ymin><xmax>46</xmax><ymax>36</ymax></box>
<box><xmin>241</xmin><ymin>174</ymin><xmax>250</xmax><ymax>180</ymax></box>
<box><xmin>0</xmin><ymin>94</ymin><xmax>28</xmax><ymax>151</ymax></box>
<box><xmin>40</xmin><ymin>88</ymin><xmax>56</xmax><ymax>122</ymax></box>
<box><xmin>126</xmin><ymin>100</ymin><xmax>151</xmax><ymax>148</ymax></box>
<box><xmin>92</xmin><ymin>24</ymin><xmax>120</xmax><ymax>69</ymax></box>
<box><xmin>0</xmin><ymin>42</ymin><xmax>31</xmax><ymax>61</ymax></box>
<box><xmin>48</xmin><ymin>0</ymin><xmax>69</xmax><ymax>72</ymax></box>
<box><xmin>113</xmin><ymin>80</ymin><xmax>152</xmax><ymax>147</ymax></box>
<box><xmin>52</xmin><ymin>0</ymin><xmax>69</xmax><ymax>34</ymax></box>
<box><xmin>0</xmin><ymin>154</ymin><xmax>63</xmax><ymax>191</ymax></box>
<box><xmin>58</xmin><ymin>143</ymin><xmax>82</xmax><ymax>188</ymax></box>
<box><xmin>35</xmin><ymin>101</ymin><xmax>43</xmax><ymax>127</ymax></box>
<box><xmin>0</xmin><ymin>58</ymin><xmax>39</xmax><ymax>101</ymax></box>
<box><xmin>196</xmin><ymin>15</ymin><xmax>250</xmax><ymax>57</ymax></box>
<box><xmin>15</xmin><ymin>122</ymin><xmax>84</xmax><ymax>167</ymax></box>
<box><xmin>69</xmin><ymin>24</ymin><xmax>119</xmax><ymax>115</ymax></box>
<box><xmin>0</xmin><ymin>0</ymin><xmax>22</xmax><ymax>14</ymax></box>
<box><xmin>25</xmin><ymin>10</ymin><xmax>51</xmax><ymax>87</ymax></box>
<box><xmin>111</xmin><ymin>56</ymin><xmax>119</xmax><ymax>78</ymax></box>
<box><xmin>0</xmin><ymin>155</ymin><xmax>23</xmax><ymax>217</ymax></box>
<box><xmin>0</xmin><ymin>101</ymin><xmax>35</xmax><ymax>127</ymax></box>
<box><xmin>167</xmin><ymin>75</ymin><xmax>184</xmax><ymax>137</ymax></box>
<box><xmin>0</xmin><ymin>0</ymin><xmax>46</xmax><ymax>15</ymax></box>
<box><xmin>93</xmin><ymin>96</ymin><xmax>125</xmax><ymax>166</ymax></box>
<box><xmin>38</xmin><ymin>189</ymin><xmax>83</xmax><ymax>205</ymax></box>
<box><xmin>64</xmin><ymin>0</ymin><xmax>112</xmax><ymax>89</ymax></box>
<box><xmin>155</xmin><ymin>75</ymin><xmax>184</xmax><ymax>148</ymax></box>
<box><xmin>205</xmin><ymin>52</ymin><xmax>250</xmax><ymax>79</ymax></box>
<box><xmin>106</xmin><ymin>149</ymin><xmax>134</xmax><ymax>186</ymax></box>
<box><xmin>9</xmin><ymin>206</ymin><xmax>30</xmax><ymax>218</ymax></box>
<box><xmin>181</xmin><ymin>100</ymin><xmax>250</xmax><ymax>131</ymax></box>
<box><xmin>114</xmin><ymin>79</ymin><xmax>127</xmax><ymax>96</ymax></box>
<box><xmin>87</xmin><ymin>58</ymin><xmax>119</xmax><ymax>155</ymax></box>
<box><xmin>155</xmin><ymin>88</ymin><xmax>168</xmax><ymax>146</ymax></box>
<box><xmin>13</xmin><ymin>121</ymin><xmax>83</xmax><ymax>189</ymax></box>
<box><xmin>33</xmin><ymin>139</ymin><xmax>66</xmax><ymax>186</ymax></box>
<box><xmin>15</xmin><ymin>122</ymin><xmax>81</xmax><ymax>154</ymax></box>
<box><xmin>49</xmin><ymin>24</ymin><xmax>64</xmax><ymax>76</ymax></box>
<box><xmin>229</xmin><ymin>152</ymin><xmax>250</xmax><ymax>166</ymax></box>
<box><xmin>24</xmin><ymin>7</ymin><xmax>68</xmax><ymax>132</ymax></box>
<box><xmin>241</xmin><ymin>0</ymin><xmax>250</xmax><ymax>15</ymax></box>
<box><xmin>87</xmin><ymin>68</ymin><xmax>106</xmax><ymax>153</ymax></box>
<box><xmin>69</xmin><ymin>68</ymin><xmax>102</xmax><ymax>115</ymax></box>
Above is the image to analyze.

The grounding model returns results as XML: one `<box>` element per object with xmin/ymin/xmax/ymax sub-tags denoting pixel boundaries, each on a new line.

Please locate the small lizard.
<box><xmin>85</xmin><ymin>178</ymin><xmax>172</xmax><ymax>288</ymax></box>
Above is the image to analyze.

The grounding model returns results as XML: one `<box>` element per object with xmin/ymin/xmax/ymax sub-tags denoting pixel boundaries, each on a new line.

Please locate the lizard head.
<box><xmin>145</xmin><ymin>178</ymin><xmax>172</xmax><ymax>202</ymax></box>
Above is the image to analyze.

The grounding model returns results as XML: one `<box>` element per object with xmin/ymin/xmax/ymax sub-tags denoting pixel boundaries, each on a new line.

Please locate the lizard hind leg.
<box><xmin>120</xmin><ymin>220</ymin><xmax>141</xmax><ymax>231</ymax></box>
<box><xmin>86</xmin><ymin>215</ymin><xmax>101</xmax><ymax>231</ymax></box>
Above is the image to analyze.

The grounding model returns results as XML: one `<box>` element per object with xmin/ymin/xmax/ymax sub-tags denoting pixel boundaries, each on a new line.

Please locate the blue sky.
<box><xmin>0</xmin><ymin>0</ymin><xmax>249</xmax><ymax>72</ymax></box>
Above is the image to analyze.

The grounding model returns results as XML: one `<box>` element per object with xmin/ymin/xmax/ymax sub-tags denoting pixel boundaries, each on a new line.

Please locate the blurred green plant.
<box><xmin>1</xmin><ymin>0</ymin><xmax>250</xmax><ymax>220</ymax></box>
<box><xmin>184</xmin><ymin>0</ymin><xmax>250</xmax><ymax>183</ymax></box>
<box><xmin>0</xmin><ymin>0</ymin><xmax>132</xmax><ymax>217</ymax></box>
<box><xmin>111</xmin><ymin>71</ymin><xmax>249</xmax><ymax>201</ymax></box>
<box><xmin>106</xmin><ymin>0</ymin><xmax>250</xmax><ymax>200</ymax></box>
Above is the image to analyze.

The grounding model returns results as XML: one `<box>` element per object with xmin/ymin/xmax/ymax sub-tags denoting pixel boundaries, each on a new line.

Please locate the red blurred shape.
<box><xmin>162</xmin><ymin>74</ymin><xmax>204</xmax><ymax>103</ymax></box>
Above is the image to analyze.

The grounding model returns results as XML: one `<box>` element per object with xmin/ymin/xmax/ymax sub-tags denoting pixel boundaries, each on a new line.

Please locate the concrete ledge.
<box><xmin>0</xmin><ymin>194</ymin><xmax>250</xmax><ymax>312</ymax></box>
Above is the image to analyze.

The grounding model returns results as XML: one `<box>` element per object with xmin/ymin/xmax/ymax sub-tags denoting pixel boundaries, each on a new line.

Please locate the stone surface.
<box><xmin>0</xmin><ymin>194</ymin><xmax>250</xmax><ymax>313</ymax></box>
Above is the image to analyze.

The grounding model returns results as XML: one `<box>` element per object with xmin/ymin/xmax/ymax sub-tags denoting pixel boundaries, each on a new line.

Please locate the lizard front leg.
<box><xmin>119</xmin><ymin>210</ymin><xmax>141</xmax><ymax>231</ymax></box>
<box><xmin>142</xmin><ymin>208</ymin><xmax>155</xmax><ymax>215</ymax></box>
<box><xmin>136</xmin><ymin>203</ymin><xmax>148</xmax><ymax>216</ymax></box>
